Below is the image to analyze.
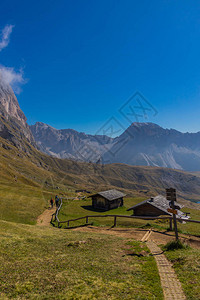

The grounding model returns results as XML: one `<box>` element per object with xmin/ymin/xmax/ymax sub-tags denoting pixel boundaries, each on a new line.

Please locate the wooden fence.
<box><xmin>56</xmin><ymin>214</ymin><xmax>200</xmax><ymax>228</ymax></box>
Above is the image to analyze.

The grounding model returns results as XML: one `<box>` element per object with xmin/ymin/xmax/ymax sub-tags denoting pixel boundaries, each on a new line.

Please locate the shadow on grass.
<box><xmin>81</xmin><ymin>205</ymin><xmax>106</xmax><ymax>212</ymax></box>
<box><xmin>63</xmin><ymin>223</ymin><xmax>93</xmax><ymax>229</ymax></box>
<box><xmin>126</xmin><ymin>253</ymin><xmax>146</xmax><ymax>257</ymax></box>
<box><xmin>152</xmin><ymin>229</ymin><xmax>179</xmax><ymax>237</ymax></box>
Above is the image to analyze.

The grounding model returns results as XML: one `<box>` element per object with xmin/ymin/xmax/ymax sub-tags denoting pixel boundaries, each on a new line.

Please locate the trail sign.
<box><xmin>166</xmin><ymin>188</ymin><xmax>176</xmax><ymax>201</ymax></box>
<box><xmin>167</xmin><ymin>208</ymin><xmax>177</xmax><ymax>215</ymax></box>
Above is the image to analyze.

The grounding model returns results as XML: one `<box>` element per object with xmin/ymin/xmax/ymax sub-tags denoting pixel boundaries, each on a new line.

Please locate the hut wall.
<box><xmin>133</xmin><ymin>203</ymin><xmax>168</xmax><ymax>216</ymax></box>
<box><xmin>109</xmin><ymin>198</ymin><xmax>123</xmax><ymax>209</ymax></box>
<box><xmin>92</xmin><ymin>196</ymin><xmax>124</xmax><ymax>211</ymax></box>
<box><xmin>92</xmin><ymin>195</ymin><xmax>107</xmax><ymax>209</ymax></box>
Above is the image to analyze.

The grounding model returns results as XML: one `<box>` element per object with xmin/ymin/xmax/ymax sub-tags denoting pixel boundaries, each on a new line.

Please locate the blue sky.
<box><xmin>1</xmin><ymin>0</ymin><xmax>200</xmax><ymax>135</ymax></box>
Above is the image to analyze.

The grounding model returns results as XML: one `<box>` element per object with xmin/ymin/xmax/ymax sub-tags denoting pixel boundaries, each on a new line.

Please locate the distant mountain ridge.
<box><xmin>30</xmin><ymin>122</ymin><xmax>200</xmax><ymax>171</ymax></box>
<box><xmin>1</xmin><ymin>76</ymin><xmax>200</xmax><ymax>172</ymax></box>
<box><xmin>1</xmin><ymin>81</ymin><xmax>200</xmax><ymax>204</ymax></box>
<box><xmin>30</xmin><ymin>122</ymin><xmax>114</xmax><ymax>161</ymax></box>
<box><xmin>105</xmin><ymin>122</ymin><xmax>200</xmax><ymax>171</ymax></box>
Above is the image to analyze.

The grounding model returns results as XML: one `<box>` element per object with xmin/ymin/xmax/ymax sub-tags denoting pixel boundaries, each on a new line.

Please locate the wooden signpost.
<box><xmin>167</xmin><ymin>208</ymin><xmax>177</xmax><ymax>215</ymax></box>
<box><xmin>166</xmin><ymin>188</ymin><xmax>179</xmax><ymax>240</ymax></box>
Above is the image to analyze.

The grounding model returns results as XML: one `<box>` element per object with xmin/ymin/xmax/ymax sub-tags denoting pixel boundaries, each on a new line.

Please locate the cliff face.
<box><xmin>0</xmin><ymin>77</ymin><xmax>36</xmax><ymax>149</ymax></box>
<box><xmin>0</xmin><ymin>78</ymin><xmax>27</xmax><ymax>126</ymax></box>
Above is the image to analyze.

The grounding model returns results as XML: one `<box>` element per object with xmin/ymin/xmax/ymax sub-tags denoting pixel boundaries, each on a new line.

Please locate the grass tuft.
<box><xmin>163</xmin><ymin>240</ymin><xmax>189</xmax><ymax>251</ymax></box>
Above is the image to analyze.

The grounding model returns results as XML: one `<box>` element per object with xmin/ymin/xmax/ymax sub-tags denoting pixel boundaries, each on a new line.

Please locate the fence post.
<box><xmin>86</xmin><ymin>216</ymin><xmax>89</xmax><ymax>224</ymax></box>
<box><xmin>169</xmin><ymin>218</ymin><xmax>173</xmax><ymax>231</ymax></box>
<box><xmin>173</xmin><ymin>213</ymin><xmax>179</xmax><ymax>241</ymax></box>
<box><xmin>113</xmin><ymin>216</ymin><xmax>117</xmax><ymax>227</ymax></box>
<box><xmin>166</xmin><ymin>188</ymin><xmax>179</xmax><ymax>240</ymax></box>
<box><xmin>67</xmin><ymin>221</ymin><xmax>69</xmax><ymax>227</ymax></box>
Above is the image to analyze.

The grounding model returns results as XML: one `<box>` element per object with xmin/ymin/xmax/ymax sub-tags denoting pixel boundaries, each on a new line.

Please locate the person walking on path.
<box><xmin>55</xmin><ymin>195</ymin><xmax>59</xmax><ymax>208</ymax></box>
<box><xmin>50</xmin><ymin>198</ymin><xmax>54</xmax><ymax>209</ymax></box>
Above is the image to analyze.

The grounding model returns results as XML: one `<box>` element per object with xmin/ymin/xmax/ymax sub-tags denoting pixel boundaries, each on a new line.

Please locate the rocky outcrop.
<box><xmin>0</xmin><ymin>77</ymin><xmax>36</xmax><ymax>148</ymax></box>
<box><xmin>0</xmin><ymin>78</ymin><xmax>27</xmax><ymax>126</ymax></box>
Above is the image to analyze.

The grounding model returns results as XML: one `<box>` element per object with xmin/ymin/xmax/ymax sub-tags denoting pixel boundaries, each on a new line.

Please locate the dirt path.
<box><xmin>147</xmin><ymin>241</ymin><xmax>186</xmax><ymax>300</ymax></box>
<box><xmin>71</xmin><ymin>226</ymin><xmax>200</xmax><ymax>248</ymax></box>
<box><xmin>72</xmin><ymin>226</ymin><xmax>188</xmax><ymax>299</ymax></box>
<box><xmin>72</xmin><ymin>226</ymin><xmax>177</xmax><ymax>244</ymax></box>
<box><xmin>37</xmin><ymin>207</ymin><xmax>56</xmax><ymax>226</ymax></box>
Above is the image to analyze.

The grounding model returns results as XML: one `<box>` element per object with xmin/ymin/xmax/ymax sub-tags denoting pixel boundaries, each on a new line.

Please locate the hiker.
<box><xmin>55</xmin><ymin>195</ymin><xmax>59</xmax><ymax>208</ymax></box>
<box><xmin>50</xmin><ymin>198</ymin><xmax>54</xmax><ymax>209</ymax></box>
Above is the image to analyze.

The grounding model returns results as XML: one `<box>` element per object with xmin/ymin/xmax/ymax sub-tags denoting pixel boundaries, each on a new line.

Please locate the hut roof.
<box><xmin>127</xmin><ymin>195</ymin><xmax>184</xmax><ymax>217</ymax></box>
<box><xmin>91</xmin><ymin>189</ymin><xmax>126</xmax><ymax>201</ymax></box>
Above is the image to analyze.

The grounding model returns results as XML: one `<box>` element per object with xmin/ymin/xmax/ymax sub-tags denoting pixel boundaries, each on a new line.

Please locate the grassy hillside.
<box><xmin>0</xmin><ymin>220</ymin><xmax>163</xmax><ymax>299</ymax></box>
<box><xmin>0</xmin><ymin>120</ymin><xmax>200</xmax><ymax>300</ymax></box>
<box><xmin>1</xmin><ymin>132</ymin><xmax>200</xmax><ymax>225</ymax></box>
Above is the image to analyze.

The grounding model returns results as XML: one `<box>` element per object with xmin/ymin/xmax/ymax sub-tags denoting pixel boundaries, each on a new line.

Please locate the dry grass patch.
<box><xmin>0</xmin><ymin>220</ymin><xmax>163</xmax><ymax>299</ymax></box>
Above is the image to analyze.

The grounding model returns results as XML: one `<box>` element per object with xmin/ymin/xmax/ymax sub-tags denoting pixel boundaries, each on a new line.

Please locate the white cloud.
<box><xmin>0</xmin><ymin>66</ymin><xmax>26</xmax><ymax>94</ymax></box>
<box><xmin>0</xmin><ymin>24</ymin><xmax>14</xmax><ymax>52</ymax></box>
<box><xmin>0</xmin><ymin>24</ymin><xmax>26</xmax><ymax>94</ymax></box>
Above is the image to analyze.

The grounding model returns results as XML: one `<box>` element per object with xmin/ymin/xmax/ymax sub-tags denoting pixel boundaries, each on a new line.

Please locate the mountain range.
<box><xmin>30</xmin><ymin>121</ymin><xmax>200</xmax><ymax>172</ymax></box>
<box><xmin>1</xmin><ymin>76</ymin><xmax>200</xmax><ymax>173</ymax></box>
<box><xmin>30</xmin><ymin>122</ymin><xmax>114</xmax><ymax>162</ymax></box>
<box><xmin>1</xmin><ymin>79</ymin><xmax>200</xmax><ymax>204</ymax></box>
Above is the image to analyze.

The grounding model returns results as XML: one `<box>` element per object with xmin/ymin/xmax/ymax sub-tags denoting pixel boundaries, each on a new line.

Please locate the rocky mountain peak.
<box><xmin>128</xmin><ymin>122</ymin><xmax>164</xmax><ymax>134</ymax></box>
<box><xmin>0</xmin><ymin>76</ymin><xmax>27</xmax><ymax>127</ymax></box>
<box><xmin>0</xmin><ymin>76</ymin><xmax>36</xmax><ymax>148</ymax></box>
<box><xmin>131</xmin><ymin>122</ymin><xmax>160</xmax><ymax>128</ymax></box>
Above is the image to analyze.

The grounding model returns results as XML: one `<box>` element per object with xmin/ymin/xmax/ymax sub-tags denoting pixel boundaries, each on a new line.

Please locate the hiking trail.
<box><xmin>72</xmin><ymin>226</ymin><xmax>190</xmax><ymax>299</ymax></box>
<box><xmin>147</xmin><ymin>240</ymin><xmax>186</xmax><ymax>300</ymax></box>
<box><xmin>37</xmin><ymin>207</ymin><xmax>56</xmax><ymax>226</ymax></box>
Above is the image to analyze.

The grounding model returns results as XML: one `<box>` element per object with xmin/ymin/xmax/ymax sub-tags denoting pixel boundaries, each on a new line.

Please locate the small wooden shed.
<box><xmin>127</xmin><ymin>195</ymin><xmax>184</xmax><ymax>217</ymax></box>
<box><xmin>90</xmin><ymin>189</ymin><xmax>126</xmax><ymax>211</ymax></box>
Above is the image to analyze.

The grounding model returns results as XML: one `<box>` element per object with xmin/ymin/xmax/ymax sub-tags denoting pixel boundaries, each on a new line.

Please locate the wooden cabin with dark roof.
<box><xmin>127</xmin><ymin>195</ymin><xmax>187</xmax><ymax>219</ymax></box>
<box><xmin>90</xmin><ymin>189</ymin><xmax>126</xmax><ymax>211</ymax></box>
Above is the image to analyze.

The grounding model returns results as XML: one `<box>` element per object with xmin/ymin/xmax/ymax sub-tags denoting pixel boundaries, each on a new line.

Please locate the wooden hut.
<box><xmin>127</xmin><ymin>195</ymin><xmax>185</xmax><ymax>217</ymax></box>
<box><xmin>90</xmin><ymin>189</ymin><xmax>126</xmax><ymax>211</ymax></box>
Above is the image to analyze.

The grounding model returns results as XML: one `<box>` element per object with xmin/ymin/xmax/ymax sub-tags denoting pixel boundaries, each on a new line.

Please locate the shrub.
<box><xmin>163</xmin><ymin>240</ymin><xmax>189</xmax><ymax>251</ymax></box>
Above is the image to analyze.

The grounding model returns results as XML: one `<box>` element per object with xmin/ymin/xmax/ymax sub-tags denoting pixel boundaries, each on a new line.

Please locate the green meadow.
<box><xmin>55</xmin><ymin>196</ymin><xmax>200</xmax><ymax>237</ymax></box>
<box><xmin>0</xmin><ymin>139</ymin><xmax>200</xmax><ymax>299</ymax></box>
<box><xmin>0</xmin><ymin>220</ymin><xmax>163</xmax><ymax>300</ymax></box>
